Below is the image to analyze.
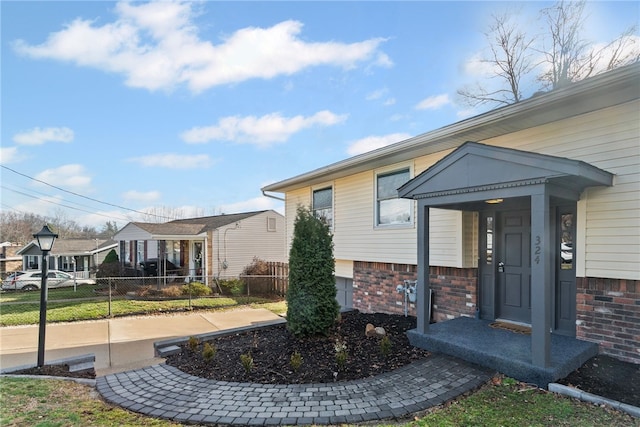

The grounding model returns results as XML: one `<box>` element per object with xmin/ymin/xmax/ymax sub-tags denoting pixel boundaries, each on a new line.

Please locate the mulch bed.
<box><xmin>558</xmin><ymin>354</ymin><xmax>640</xmax><ymax>408</ymax></box>
<box><xmin>165</xmin><ymin>311</ymin><xmax>430</xmax><ymax>384</ymax></box>
<box><xmin>9</xmin><ymin>364</ymin><xmax>96</xmax><ymax>379</ymax></box>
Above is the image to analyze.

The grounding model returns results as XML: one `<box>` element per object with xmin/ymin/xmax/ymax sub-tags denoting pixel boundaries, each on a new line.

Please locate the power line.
<box><xmin>1</xmin><ymin>185</ymin><xmax>135</xmax><ymax>223</ymax></box>
<box><xmin>1</xmin><ymin>165</ymin><xmax>173</xmax><ymax>221</ymax></box>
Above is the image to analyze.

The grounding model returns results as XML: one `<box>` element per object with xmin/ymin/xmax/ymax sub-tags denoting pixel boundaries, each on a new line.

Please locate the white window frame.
<box><xmin>311</xmin><ymin>185</ymin><xmax>334</xmax><ymax>229</ymax></box>
<box><xmin>374</xmin><ymin>166</ymin><xmax>414</xmax><ymax>228</ymax></box>
<box><xmin>267</xmin><ymin>217</ymin><xmax>277</xmax><ymax>232</ymax></box>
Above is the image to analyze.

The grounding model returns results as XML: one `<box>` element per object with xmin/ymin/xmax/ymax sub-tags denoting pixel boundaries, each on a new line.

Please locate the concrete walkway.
<box><xmin>97</xmin><ymin>354</ymin><xmax>494</xmax><ymax>426</ymax></box>
<box><xmin>0</xmin><ymin>307</ymin><xmax>285</xmax><ymax>375</ymax></box>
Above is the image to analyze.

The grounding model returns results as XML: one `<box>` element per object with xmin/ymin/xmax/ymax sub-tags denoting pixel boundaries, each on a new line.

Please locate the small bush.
<box><xmin>202</xmin><ymin>342</ymin><xmax>217</xmax><ymax>362</ymax></box>
<box><xmin>219</xmin><ymin>279</ymin><xmax>245</xmax><ymax>296</ymax></box>
<box><xmin>334</xmin><ymin>340</ymin><xmax>348</xmax><ymax>370</ymax></box>
<box><xmin>162</xmin><ymin>285</ymin><xmax>183</xmax><ymax>297</ymax></box>
<box><xmin>96</xmin><ymin>249</ymin><xmax>121</xmax><ymax>284</ymax></box>
<box><xmin>240</xmin><ymin>353</ymin><xmax>254</xmax><ymax>373</ymax></box>
<box><xmin>379</xmin><ymin>335</ymin><xmax>392</xmax><ymax>357</ymax></box>
<box><xmin>188</xmin><ymin>336</ymin><xmax>200</xmax><ymax>352</ymax></box>
<box><xmin>136</xmin><ymin>286</ymin><xmax>153</xmax><ymax>297</ymax></box>
<box><xmin>182</xmin><ymin>281</ymin><xmax>211</xmax><ymax>297</ymax></box>
<box><xmin>290</xmin><ymin>351</ymin><xmax>303</xmax><ymax>372</ymax></box>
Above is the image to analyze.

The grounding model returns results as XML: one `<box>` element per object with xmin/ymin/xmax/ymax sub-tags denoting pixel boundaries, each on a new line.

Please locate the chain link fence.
<box><xmin>0</xmin><ymin>270</ymin><xmax>288</xmax><ymax>326</ymax></box>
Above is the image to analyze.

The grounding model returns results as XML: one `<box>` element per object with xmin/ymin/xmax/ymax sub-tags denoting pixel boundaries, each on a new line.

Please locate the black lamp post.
<box><xmin>34</xmin><ymin>225</ymin><xmax>58</xmax><ymax>368</ymax></box>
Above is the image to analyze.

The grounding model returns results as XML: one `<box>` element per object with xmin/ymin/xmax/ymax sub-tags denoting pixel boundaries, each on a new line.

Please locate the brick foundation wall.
<box><xmin>353</xmin><ymin>262</ymin><xmax>418</xmax><ymax>316</ymax></box>
<box><xmin>352</xmin><ymin>262</ymin><xmax>478</xmax><ymax>321</ymax></box>
<box><xmin>429</xmin><ymin>267</ymin><xmax>478</xmax><ymax>322</ymax></box>
<box><xmin>576</xmin><ymin>277</ymin><xmax>640</xmax><ymax>364</ymax></box>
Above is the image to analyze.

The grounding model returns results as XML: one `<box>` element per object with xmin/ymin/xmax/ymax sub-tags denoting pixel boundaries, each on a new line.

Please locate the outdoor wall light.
<box><xmin>485</xmin><ymin>198</ymin><xmax>504</xmax><ymax>204</ymax></box>
<box><xmin>34</xmin><ymin>224</ymin><xmax>58</xmax><ymax>368</ymax></box>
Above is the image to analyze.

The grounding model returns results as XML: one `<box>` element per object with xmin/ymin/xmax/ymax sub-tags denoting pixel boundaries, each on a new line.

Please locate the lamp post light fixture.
<box><xmin>34</xmin><ymin>225</ymin><xmax>58</xmax><ymax>368</ymax></box>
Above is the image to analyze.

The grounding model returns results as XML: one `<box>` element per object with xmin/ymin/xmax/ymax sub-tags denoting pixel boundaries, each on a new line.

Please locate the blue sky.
<box><xmin>1</xmin><ymin>1</ymin><xmax>638</xmax><ymax>230</ymax></box>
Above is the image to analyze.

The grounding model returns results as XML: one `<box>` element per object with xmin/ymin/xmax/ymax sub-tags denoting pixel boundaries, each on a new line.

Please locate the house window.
<box><xmin>26</xmin><ymin>255</ymin><xmax>39</xmax><ymax>270</ymax></box>
<box><xmin>312</xmin><ymin>187</ymin><xmax>333</xmax><ymax>227</ymax></box>
<box><xmin>166</xmin><ymin>240</ymin><xmax>181</xmax><ymax>266</ymax></box>
<box><xmin>486</xmin><ymin>216</ymin><xmax>494</xmax><ymax>265</ymax></box>
<box><xmin>137</xmin><ymin>241</ymin><xmax>144</xmax><ymax>265</ymax></box>
<box><xmin>267</xmin><ymin>217</ymin><xmax>277</xmax><ymax>232</ymax></box>
<box><xmin>376</xmin><ymin>168</ymin><xmax>412</xmax><ymax>226</ymax></box>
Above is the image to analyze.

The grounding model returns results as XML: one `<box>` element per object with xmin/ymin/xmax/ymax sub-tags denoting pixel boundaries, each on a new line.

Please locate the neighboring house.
<box><xmin>0</xmin><ymin>242</ymin><xmax>23</xmax><ymax>278</ymax></box>
<box><xmin>113</xmin><ymin>210</ymin><xmax>285</xmax><ymax>284</ymax></box>
<box><xmin>16</xmin><ymin>239</ymin><xmax>118</xmax><ymax>279</ymax></box>
<box><xmin>262</xmin><ymin>63</ymin><xmax>639</xmax><ymax>367</ymax></box>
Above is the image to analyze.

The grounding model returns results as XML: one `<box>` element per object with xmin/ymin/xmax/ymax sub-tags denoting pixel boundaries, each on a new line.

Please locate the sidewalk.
<box><xmin>0</xmin><ymin>307</ymin><xmax>285</xmax><ymax>376</ymax></box>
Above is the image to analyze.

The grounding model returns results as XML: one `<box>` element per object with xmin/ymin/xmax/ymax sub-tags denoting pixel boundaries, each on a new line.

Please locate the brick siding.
<box><xmin>353</xmin><ymin>261</ymin><xmax>418</xmax><ymax>316</ymax></box>
<box><xmin>352</xmin><ymin>262</ymin><xmax>478</xmax><ymax>321</ymax></box>
<box><xmin>576</xmin><ymin>277</ymin><xmax>640</xmax><ymax>364</ymax></box>
<box><xmin>429</xmin><ymin>267</ymin><xmax>478</xmax><ymax>322</ymax></box>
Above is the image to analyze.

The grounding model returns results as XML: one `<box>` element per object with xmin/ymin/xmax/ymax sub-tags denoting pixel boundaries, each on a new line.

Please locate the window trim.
<box><xmin>374</xmin><ymin>166</ymin><xmax>414</xmax><ymax>229</ymax></box>
<box><xmin>311</xmin><ymin>185</ymin><xmax>334</xmax><ymax>229</ymax></box>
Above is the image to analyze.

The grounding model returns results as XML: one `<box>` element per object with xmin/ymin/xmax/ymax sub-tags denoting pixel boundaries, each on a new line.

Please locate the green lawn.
<box><xmin>0</xmin><ymin>285</ymin><xmax>99</xmax><ymax>303</ymax></box>
<box><xmin>0</xmin><ymin>295</ymin><xmax>286</xmax><ymax>326</ymax></box>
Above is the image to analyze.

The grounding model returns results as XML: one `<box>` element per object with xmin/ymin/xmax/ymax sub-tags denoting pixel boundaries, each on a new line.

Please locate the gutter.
<box><xmin>262</xmin><ymin>190</ymin><xmax>285</xmax><ymax>202</ymax></box>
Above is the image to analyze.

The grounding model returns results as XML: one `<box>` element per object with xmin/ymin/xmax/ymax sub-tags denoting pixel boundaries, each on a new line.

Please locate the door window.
<box><xmin>560</xmin><ymin>213</ymin><xmax>574</xmax><ymax>269</ymax></box>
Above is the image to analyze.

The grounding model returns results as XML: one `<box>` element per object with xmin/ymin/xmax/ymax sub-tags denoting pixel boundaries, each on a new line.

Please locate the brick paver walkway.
<box><xmin>97</xmin><ymin>353</ymin><xmax>493</xmax><ymax>425</ymax></box>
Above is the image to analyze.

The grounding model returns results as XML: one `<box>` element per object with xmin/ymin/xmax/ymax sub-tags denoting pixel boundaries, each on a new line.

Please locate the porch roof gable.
<box><xmin>398</xmin><ymin>142</ymin><xmax>614</xmax><ymax>202</ymax></box>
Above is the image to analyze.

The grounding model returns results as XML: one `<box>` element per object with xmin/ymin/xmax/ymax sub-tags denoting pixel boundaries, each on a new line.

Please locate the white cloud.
<box><xmin>347</xmin><ymin>133</ymin><xmax>412</xmax><ymax>156</ymax></box>
<box><xmin>383</xmin><ymin>98</ymin><xmax>396</xmax><ymax>106</ymax></box>
<box><xmin>34</xmin><ymin>164</ymin><xmax>92</xmax><ymax>191</ymax></box>
<box><xmin>181</xmin><ymin>110</ymin><xmax>348</xmax><ymax>147</ymax></box>
<box><xmin>126</xmin><ymin>153</ymin><xmax>212</xmax><ymax>169</ymax></box>
<box><xmin>13</xmin><ymin>127</ymin><xmax>74</xmax><ymax>145</ymax></box>
<box><xmin>0</xmin><ymin>147</ymin><xmax>20</xmax><ymax>164</ymax></box>
<box><xmin>122</xmin><ymin>190</ymin><xmax>162</xmax><ymax>203</ymax></box>
<box><xmin>366</xmin><ymin>88</ymin><xmax>388</xmax><ymax>100</ymax></box>
<box><xmin>13</xmin><ymin>1</ymin><xmax>389</xmax><ymax>93</ymax></box>
<box><xmin>415</xmin><ymin>94</ymin><xmax>451</xmax><ymax>110</ymax></box>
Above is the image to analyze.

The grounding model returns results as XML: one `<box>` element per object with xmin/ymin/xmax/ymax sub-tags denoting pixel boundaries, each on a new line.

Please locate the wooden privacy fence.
<box><xmin>240</xmin><ymin>261</ymin><xmax>289</xmax><ymax>296</ymax></box>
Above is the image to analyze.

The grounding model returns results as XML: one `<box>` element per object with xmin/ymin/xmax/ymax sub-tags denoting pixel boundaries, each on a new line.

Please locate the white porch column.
<box><xmin>531</xmin><ymin>189</ymin><xmax>551</xmax><ymax>367</ymax></box>
<box><xmin>417</xmin><ymin>202</ymin><xmax>430</xmax><ymax>333</ymax></box>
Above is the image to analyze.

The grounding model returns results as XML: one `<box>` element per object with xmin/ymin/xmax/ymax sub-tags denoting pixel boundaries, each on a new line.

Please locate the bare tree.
<box><xmin>459</xmin><ymin>0</ymin><xmax>639</xmax><ymax>107</ymax></box>
<box><xmin>538</xmin><ymin>0</ymin><xmax>639</xmax><ymax>89</ymax></box>
<box><xmin>458</xmin><ymin>11</ymin><xmax>535</xmax><ymax>107</ymax></box>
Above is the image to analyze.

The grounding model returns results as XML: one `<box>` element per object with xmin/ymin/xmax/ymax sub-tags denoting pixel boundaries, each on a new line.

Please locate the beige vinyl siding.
<box><xmin>484</xmin><ymin>100</ymin><xmax>640</xmax><ymax>280</ymax></box>
<box><xmin>214</xmin><ymin>212</ymin><xmax>286</xmax><ymax>279</ymax></box>
<box><xmin>331</xmin><ymin>164</ymin><xmax>466</xmax><ymax>267</ymax></box>
<box><xmin>284</xmin><ymin>157</ymin><xmax>475</xmax><ymax>268</ymax></box>
<box><xmin>335</xmin><ymin>259</ymin><xmax>354</xmax><ymax>278</ymax></box>
<box><xmin>462</xmin><ymin>211</ymin><xmax>479</xmax><ymax>268</ymax></box>
<box><xmin>284</xmin><ymin>188</ymin><xmax>311</xmax><ymax>251</ymax></box>
<box><xmin>116</xmin><ymin>224</ymin><xmax>153</xmax><ymax>242</ymax></box>
<box><xmin>333</xmin><ymin>168</ymin><xmax>417</xmax><ymax>264</ymax></box>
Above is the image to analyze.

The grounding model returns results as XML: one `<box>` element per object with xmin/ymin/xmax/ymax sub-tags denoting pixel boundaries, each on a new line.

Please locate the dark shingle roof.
<box><xmin>131</xmin><ymin>211</ymin><xmax>268</xmax><ymax>236</ymax></box>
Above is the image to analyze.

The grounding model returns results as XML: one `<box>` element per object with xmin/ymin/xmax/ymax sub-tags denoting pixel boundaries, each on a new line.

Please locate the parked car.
<box><xmin>1</xmin><ymin>270</ymin><xmax>96</xmax><ymax>291</ymax></box>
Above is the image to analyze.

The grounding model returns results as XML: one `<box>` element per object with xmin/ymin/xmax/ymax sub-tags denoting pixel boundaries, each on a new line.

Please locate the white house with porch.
<box><xmin>16</xmin><ymin>238</ymin><xmax>117</xmax><ymax>279</ymax></box>
<box><xmin>114</xmin><ymin>210</ymin><xmax>286</xmax><ymax>284</ymax></box>
<box><xmin>262</xmin><ymin>63</ymin><xmax>639</xmax><ymax>385</ymax></box>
